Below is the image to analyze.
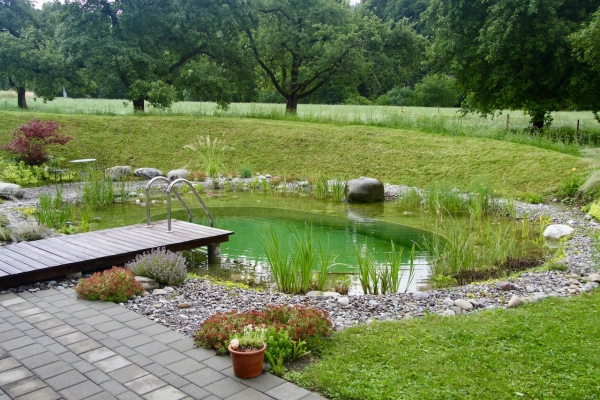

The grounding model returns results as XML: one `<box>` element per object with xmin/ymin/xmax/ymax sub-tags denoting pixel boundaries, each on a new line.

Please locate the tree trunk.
<box><xmin>531</xmin><ymin>111</ymin><xmax>545</xmax><ymax>131</ymax></box>
<box><xmin>285</xmin><ymin>95</ymin><xmax>298</xmax><ymax>113</ymax></box>
<box><xmin>17</xmin><ymin>87</ymin><xmax>27</xmax><ymax>109</ymax></box>
<box><xmin>133</xmin><ymin>98</ymin><xmax>145</xmax><ymax>112</ymax></box>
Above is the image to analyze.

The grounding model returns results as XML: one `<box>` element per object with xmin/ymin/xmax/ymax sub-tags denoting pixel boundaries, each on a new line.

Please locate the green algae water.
<box><xmin>85</xmin><ymin>191</ymin><xmax>434</xmax><ymax>293</ymax></box>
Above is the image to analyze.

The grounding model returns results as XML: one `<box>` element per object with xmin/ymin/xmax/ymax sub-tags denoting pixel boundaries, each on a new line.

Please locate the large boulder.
<box><xmin>543</xmin><ymin>224</ymin><xmax>574</xmax><ymax>240</ymax></box>
<box><xmin>0</xmin><ymin>182</ymin><xmax>24</xmax><ymax>199</ymax></box>
<box><xmin>167</xmin><ymin>169</ymin><xmax>190</xmax><ymax>181</ymax></box>
<box><xmin>345</xmin><ymin>177</ymin><xmax>384</xmax><ymax>203</ymax></box>
<box><xmin>105</xmin><ymin>166</ymin><xmax>131</xmax><ymax>181</ymax></box>
<box><xmin>134</xmin><ymin>168</ymin><xmax>163</xmax><ymax>180</ymax></box>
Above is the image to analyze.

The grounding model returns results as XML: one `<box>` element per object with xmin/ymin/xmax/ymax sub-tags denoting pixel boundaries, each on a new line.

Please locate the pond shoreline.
<box><xmin>0</xmin><ymin>181</ymin><xmax>598</xmax><ymax>334</ymax></box>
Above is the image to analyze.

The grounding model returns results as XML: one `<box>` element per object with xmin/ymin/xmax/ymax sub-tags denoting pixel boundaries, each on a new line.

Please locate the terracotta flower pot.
<box><xmin>228</xmin><ymin>343</ymin><xmax>266</xmax><ymax>379</ymax></box>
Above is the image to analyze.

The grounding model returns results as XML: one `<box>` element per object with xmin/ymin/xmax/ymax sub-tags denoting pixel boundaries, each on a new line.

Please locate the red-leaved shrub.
<box><xmin>2</xmin><ymin>119</ymin><xmax>73</xmax><ymax>165</ymax></box>
<box><xmin>194</xmin><ymin>305</ymin><xmax>334</xmax><ymax>353</ymax></box>
<box><xmin>75</xmin><ymin>267</ymin><xmax>143</xmax><ymax>303</ymax></box>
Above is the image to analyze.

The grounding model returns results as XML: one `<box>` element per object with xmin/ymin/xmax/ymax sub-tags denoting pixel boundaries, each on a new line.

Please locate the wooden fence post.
<box><xmin>506</xmin><ymin>114</ymin><xmax>509</xmax><ymax>130</ymax></box>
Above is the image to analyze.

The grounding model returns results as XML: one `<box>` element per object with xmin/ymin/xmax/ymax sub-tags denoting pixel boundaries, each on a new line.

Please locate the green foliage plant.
<box><xmin>229</xmin><ymin>324</ymin><xmax>267</xmax><ymax>351</ymax></box>
<box><xmin>81</xmin><ymin>177</ymin><xmax>115</xmax><ymax>210</ymax></box>
<box><xmin>0</xmin><ymin>158</ymin><xmax>47</xmax><ymax>186</ymax></box>
<box><xmin>238</xmin><ymin>166</ymin><xmax>252</xmax><ymax>178</ymax></box>
<box><xmin>75</xmin><ymin>267</ymin><xmax>143</xmax><ymax>303</ymax></box>
<box><xmin>126</xmin><ymin>247</ymin><xmax>188</xmax><ymax>286</ymax></box>
<box><xmin>36</xmin><ymin>187</ymin><xmax>73</xmax><ymax>230</ymax></box>
<box><xmin>411</xmin><ymin>74</ymin><xmax>460</xmax><ymax>107</ymax></box>
<box><xmin>184</xmin><ymin>135</ymin><xmax>230</xmax><ymax>177</ymax></box>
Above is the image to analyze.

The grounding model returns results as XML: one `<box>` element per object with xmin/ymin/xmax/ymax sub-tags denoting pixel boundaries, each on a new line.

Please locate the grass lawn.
<box><xmin>0</xmin><ymin>112</ymin><xmax>589</xmax><ymax>197</ymax></box>
<box><xmin>291</xmin><ymin>291</ymin><xmax>600</xmax><ymax>400</ymax></box>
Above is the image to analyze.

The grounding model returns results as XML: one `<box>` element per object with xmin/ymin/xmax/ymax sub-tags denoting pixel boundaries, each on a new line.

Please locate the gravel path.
<box><xmin>1</xmin><ymin>182</ymin><xmax>599</xmax><ymax>336</ymax></box>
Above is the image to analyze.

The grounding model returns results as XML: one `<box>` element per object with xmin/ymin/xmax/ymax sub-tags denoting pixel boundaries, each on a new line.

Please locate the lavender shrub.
<box><xmin>126</xmin><ymin>247</ymin><xmax>188</xmax><ymax>285</ymax></box>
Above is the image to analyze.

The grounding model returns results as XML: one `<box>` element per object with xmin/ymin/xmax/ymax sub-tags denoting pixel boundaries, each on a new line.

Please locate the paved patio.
<box><xmin>0</xmin><ymin>289</ymin><xmax>325</xmax><ymax>400</ymax></box>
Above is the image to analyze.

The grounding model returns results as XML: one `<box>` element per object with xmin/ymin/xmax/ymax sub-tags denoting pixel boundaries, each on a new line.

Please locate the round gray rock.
<box><xmin>543</xmin><ymin>224</ymin><xmax>574</xmax><ymax>240</ymax></box>
<box><xmin>105</xmin><ymin>166</ymin><xmax>131</xmax><ymax>181</ymax></box>
<box><xmin>134</xmin><ymin>168</ymin><xmax>163</xmax><ymax>180</ymax></box>
<box><xmin>135</xmin><ymin>276</ymin><xmax>159</xmax><ymax>291</ymax></box>
<box><xmin>345</xmin><ymin>177</ymin><xmax>384</xmax><ymax>203</ymax></box>
<box><xmin>0</xmin><ymin>182</ymin><xmax>24</xmax><ymax>199</ymax></box>
<box><xmin>167</xmin><ymin>169</ymin><xmax>190</xmax><ymax>181</ymax></box>
<box><xmin>507</xmin><ymin>295</ymin><xmax>523</xmax><ymax>308</ymax></box>
<box><xmin>454</xmin><ymin>299</ymin><xmax>473</xmax><ymax>311</ymax></box>
<box><xmin>587</xmin><ymin>273</ymin><xmax>600</xmax><ymax>283</ymax></box>
<box><xmin>412</xmin><ymin>292</ymin><xmax>430</xmax><ymax>301</ymax></box>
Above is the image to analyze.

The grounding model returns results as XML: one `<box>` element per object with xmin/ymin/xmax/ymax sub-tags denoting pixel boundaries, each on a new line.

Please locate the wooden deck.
<box><xmin>0</xmin><ymin>220</ymin><xmax>234</xmax><ymax>289</ymax></box>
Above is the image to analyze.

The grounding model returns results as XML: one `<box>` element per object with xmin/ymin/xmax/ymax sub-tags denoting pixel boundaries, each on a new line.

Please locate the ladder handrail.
<box><xmin>144</xmin><ymin>177</ymin><xmax>214</xmax><ymax>231</ymax></box>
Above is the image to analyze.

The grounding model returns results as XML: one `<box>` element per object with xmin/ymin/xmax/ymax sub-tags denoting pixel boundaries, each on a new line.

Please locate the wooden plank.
<box><xmin>0</xmin><ymin>252</ymin><xmax>36</xmax><ymax>272</ymax></box>
<box><xmin>79</xmin><ymin>232</ymin><xmax>141</xmax><ymax>253</ymax></box>
<box><xmin>0</xmin><ymin>269</ymin><xmax>7</xmax><ymax>278</ymax></box>
<box><xmin>39</xmin><ymin>237</ymin><xmax>112</xmax><ymax>259</ymax></box>
<box><xmin>26</xmin><ymin>240</ymin><xmax>93</xmax><ymax>262</ymax></box>
<box><xmin>52</xmin><ymin>236</ymin><xmax>116</xmax><ymax>257</ymax></box>
<box><xmin>122</xmin><ymin>227</ymin><xmax>196</xmax><ymax>244</ymax></box>
<box><xmin>0</xmin><ymin>260</ymin><xmax>24</xmax><ymax>275</ymax></box>
<box><xmin>11</xmin><ymin>242</ymin><xmax>75</xmax><ymax>265</ymax></box>
<box><xmin>4</xmin><ymin>245</ymin><xmax>62</xmax><ymax>267</ymax></box>
<box><xmin>93</xmin><ymin>229</ymin><xmax>169</xmax><ymax>248</ymax></box>
<box><xmin>0</xmin><ymin>249</ymin><xmax>50</xmax><ymax>270</ymax></box>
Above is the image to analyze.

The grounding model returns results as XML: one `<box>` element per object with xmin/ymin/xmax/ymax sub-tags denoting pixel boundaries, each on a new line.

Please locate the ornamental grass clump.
<box><xmin>75</xmin><ymin>267</ymin><xmax>143</xmax><ymax>302</ymax></box>
<box><xmin>126</xmin><ymin>247</ymin><xmax>187</xmax><ymax>286</ymax></box>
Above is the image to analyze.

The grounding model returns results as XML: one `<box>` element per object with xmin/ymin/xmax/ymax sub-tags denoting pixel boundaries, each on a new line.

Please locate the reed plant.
<box><xmin>397</xmin><ymin>188</ymin><xmax>422</xmax><ymax>210</ymax></box>
<box><xmin>82</xmin><ymin>177</ymin><xmax>115</xmax><ymax>209</ymax></box>
<box><xmin>314</xmin><ymin>241</ymin><xmax>336</xmax><ymax>291</ymax></box>
<box><xmin>311</xmin><ymin>174</ymin><xmax>329</xmax><ymax>200</ymax></box>
<box><xmin>357</xmin><ymin>241</ymin><xmax>417</xmax><ymax>295</ymax></box>
<box><xmin>330</xmin><ymin>180</ymin><xmax>345</xmax><ymax>202</ymax></box>
<box><xmin>183</xmin><ymin>135</ymin><xmax>230</xmax><ymax>177</ymax></box>
<box><xmin>36</xmin><ymin>187</ymin><xmax>73</xmax><ymax>230</ymax></box>
<box><xmin>356</xmin><ymin>244</ymin><xmax>379</xmax><ymax>295</ymax></box>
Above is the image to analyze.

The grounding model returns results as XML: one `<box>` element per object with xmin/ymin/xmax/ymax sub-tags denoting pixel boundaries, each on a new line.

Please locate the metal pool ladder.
<box><xmin>144</xmin><ymin>176</ymin><xmax>214</xmax><ymax>232</ymax></box>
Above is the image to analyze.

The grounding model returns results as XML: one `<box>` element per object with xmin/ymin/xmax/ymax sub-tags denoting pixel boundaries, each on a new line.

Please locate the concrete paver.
<box><xmin>0</xmin><ymin>288</ymin><xmax>322</xmax><ymax>400</ymax></box>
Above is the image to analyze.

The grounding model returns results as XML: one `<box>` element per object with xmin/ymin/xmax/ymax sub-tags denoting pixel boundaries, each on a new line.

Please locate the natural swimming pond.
<box><xmin>87</xmin><ymin>191</ymin><xmax>434</xmax><ymax>293</ymax></box>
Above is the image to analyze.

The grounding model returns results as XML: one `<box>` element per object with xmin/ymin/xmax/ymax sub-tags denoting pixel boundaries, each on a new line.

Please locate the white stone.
<box><xmin>305</xmin><ymin>291</ymin><xmax>323</xmax><ymax>297</ymax></box>
<box><xmin>134</xmin><ymin>276</ymin><xmax>159</xmax><ymax>290</ymax></box>
<box><xmin>442</xmin><ymin>297</ymin><xmax>455</xmax><ymax>307</ymax></box>
<box><xmin>412</xmin><ymin>292</ymin><xmax>430</xmax><ymax>301</ymax></box>
<box><xmin>582</xmin><ymin>282</ymin><xmax>599</xmax><ymax>292</ymax></box>
<box><xmin>368</xmin><ymin>300</ymin><xmax>379</xmax><ymax>306</ymax></box>
<box><xmin>507</xmin><ymin>295</ymin><xmax>523</xmax><ymax>308</ymax></box>
<box><xmin>543</xmin><ymin>224</ymin><xmax>574</xmax><ymax>240</ymax></box>
<box><xmin>337</xmin><ymin>297</ymin><xmax>350</xmax><ymax>306</ymax></box>
<box><xmin>152</xmin><ymin>289</ymin><xmax>168</xmax><ymax>295</ymax></box>
<box><xmin>323</xmin><ymin>291</ymin><xmax>340</xmax><ymax>297</ymax></box>
<box><xmin>453</xmin><ymin>299</ymin><xmax>473</xmax><ymax>311</ymax></box>
<box><xmin>526</xmin><ymin>285</ymin><xmax>537</xmax><ymax>293</ymax></box>
<box><xmin>442</xmin><ymin>309</ymin><xmax>456</xmax><ymax>316</ymax></box>
<box><xmin>163</xmin><ymin>287</ymin><xmax>175</xmax><ymax>293</ymax></box>
<box><xmin>468</xmin><ymin>299</ymin><xmax>480</xmax><ymax>307</ymax></box>
<box><xmin>167</xmin><ymin>169</ymin><xmax>190</xmax><ymax>181</ymax></box>
<box><xmin>587</xmin><ymin>273</ymin><xmax>600</xmax><ymax>283</ymax></box>
<box><xmin>0</xmin><ymin>182</ymin><xmax>24</xmax><ymax>199</ymax></box>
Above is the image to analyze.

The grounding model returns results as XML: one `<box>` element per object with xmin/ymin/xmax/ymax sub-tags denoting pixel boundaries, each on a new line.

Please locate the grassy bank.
<box><xmin>0</xmin><ymin>112</ymin><xmax>588</xmax><ymax>197</ymax></box>
<box><xmin>291</xmin><ymin>291</ymin><xmax>600</xmax><ymax>399</ymax></box>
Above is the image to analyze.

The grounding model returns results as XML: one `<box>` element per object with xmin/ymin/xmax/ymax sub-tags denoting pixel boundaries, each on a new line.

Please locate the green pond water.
<box><xmin>87</xmin><ymin>191</ymin><xmax>435</xmax><ymax>293</ymax></box>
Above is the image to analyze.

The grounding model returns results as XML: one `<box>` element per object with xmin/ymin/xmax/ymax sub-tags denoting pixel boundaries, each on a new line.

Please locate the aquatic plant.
<box><xmin>357</xmin><ymin>241</ymin><xmax>417</xmax><ymax>295</ymax></box>
<box><xmin>36</xmin><ymin>187</ymin><xmax>73</xmax><ymax>230</ymax></box>
<box><xmin>81</xmin><ymin>177</ymin><xmax>115</xmax><ymax>209</ymax></box>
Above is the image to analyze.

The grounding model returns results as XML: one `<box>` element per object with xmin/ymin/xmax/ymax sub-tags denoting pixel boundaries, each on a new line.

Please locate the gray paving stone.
<box><xmin>67</xmin><ymin>338</ymin><xmax>103</xmax><ymax>354</ymax></box>
<box><xmin>45</xmin><ymin>342</ymin><xmax>69</xmax><ymax>355</ymax></box>
<box><xmin>9</xmin><ymin>344</ymin><xmax>48</xmax><ymax>360</ymax></box>
<box><xmin>62</xmin><ymin>303</ymin><xmax>90</xmax><ymax>314</ymax></box>
<box><xmin>142</xmin><ymin>385</ymin><xmax>187</xmax><ymax>400</ymax></box>
<box><xmin>34</xmin><ymin>318</ymin><xmax>64</xmax><ymax>331</ymax></box>
<box><xmin>43</xmin><ymin>306</ymin><xmax>62</xmax><ymax>314</ymax></box>
<box><xmin>82</xmin><ymin>314</ymin><xmax>113</xmax><ymax>326</ymax></box>
<box><xmin>99</xmin><ymin>337</ymin><xmax>123</xmax><ymax>349</ymax></box>
<box><xmin>52</xmin><ymin>311</ymin><xmax>72</xmax><ymax>320</ymax></box>
<box><xmin>77</xmin><ymin>323</ymin><xmax>96</xmax><ymax>333</ymax></box>
<box><xmin>24</xmin><ymin>327</ymin><xmax>46</xmax><ymax>339</ymax></box>
<box><xmin>204</xmin><ymin>377</ymin><xmax>246</xmax><ymax>398</ymax></box>
<box><xmin>55</xmin><ymin>331</ymin><xmax>89</xmax><ymax>346</ymax></box>
<box><xmin>61</xmin><ymin>288</ymin><xmax>77</xmax><ymax>296</ymax></box>
<box><xmin>88</xmin><ymin>330</ymin><xmax>109</xmax><ymax>341</ymax></box>
<box><xmin>14</xmin><ymin>386</ymin><xmax>61</xmax><ymax>400</ymax></box>
<box><xmin>0</xmin><ymin>328</ymin><xmax>26</xmax><ymax>342</ymax></box>
<box><xmin>59</xmin><ymin>380</ymin><xmax>103</xmax><ymax>400</ymax></box>
<box><xmin>0</xmin><ymin>357</ymin><xmax>20</xmax><ymax>372</ymax></box>
<box><xmin>161</xmin><ymin>372</ymin><xmax>190</xmax><ymax>388</ymax></box>
<box><xmin>41</xmin><ymin>294</ymin><xmax>70</xmax><ymax>304</ymax></box>
<box><xmin>265</xmin><ymin>382</ymin><xmax>313</xmax><ymax>400</ymax></box>
<box><xmin>179</xmin><ymin>383</ymin><xmax>210</xmax><ymax>399</ymax></box>
<box><xmin>225</xmin><ymin>387</ymin><xmax>273</xmax><ymax>400</ymax></box>
<box><xmin>100</xmin><ymin>306</ymin><xmax>130</xmax><ymax>317</ymax></box>
<box><xmin>105</xmin><ymin>327</ymin><xmax>138</xmax><ymax>340</ymax></box>
<box><xmin>0</xmin><ymin>322</ymin><xmax>13</xmax><ymax>333</ymax></box>
<box><xmin>13</xmin><ymin>321</ymin><xmax>34</xmax><ymax>331</ymax></box>
<box><xmin>32</xmin><ymin>360</ymin><xmax>72</xmax><ymax>379</ymax></box>
<box><xmin>14</xmin><ymin>307</ymin><xmax>45</xmax><ymax>318</ymax></box>
<box><xmin>81</xmin><ymin>347</ymin><xmax>118</xmax><ymax>363</ymax></box>
<box><xmin>0</xmin><ymin>296</ymin><xmax>25</xmax><ymax>307</ymax></box>
<box><xmin>112</xmin><ymin>312</ymin><xmax>140</xmax><ymax>323</ymax></box>
<box><xmin>2</xmin><ymin>375</ymin><xmax>47</xmax><ymax>398</ymax></box>
<box><xmin>0</xmin><ymin>367</ymin><xmax>33</xmax><ymax>385</ymax></box>
<box><xmin>144</xmin><ymin>363</ymin><xmax>171</xmax><ymax>378</ymax></box>
<box><xmin>120</xmin><ymin>335</ymin><xmax>154</xmax><ymax>349</ymax></box>
<box><xmin>34</xmin><ymin>289</ymin><xmax>62</xmax><ymax>298</ymax></box>
<box><xmin>53</xmin><ymin>299</ymin><xmax>79</xmax><ymax>308</ymax></box>
<box><xmin>4</xmin><ymin>315</ymin><xmax>23</xmax><ymax>324</ymax></box>
<box><xmin>136</xmin><ymin>324</ymin><xmax>172</xmax><ymax>337</ymax></box>
<box><xmin>301</xmin><ymin>393</ymin><xmax>327</xmax><ymax>399</ymax></box>
<box><xmin>152</xmin><ymin>331</ymin><xmax>184</xmax><ymax>345</ymax></box>
<box><xmin>94</xmin><ymin>355</ymin><xmax>132</xmax><ymax>373</ymax></box>
<box><xmin>2</xmin><ymin>335</ymin><xmax>36</xmax><ymax>351</ymax></box>
<box><xmin>123</xmin><ymin>317</ymin><xmax>155</xmax><ymax>330</ymax></box>
<box><xmin>35</xmin><ymin>335</ymin><xmax>57</xmax><ymax>347</ymax></box>
<box><xmin>85</xmin><ymin>369</ymin><xmax>111</xmax><ymax>385</ymax></box>
<box><xmin>183</xmin><ymin>348</ymin><xmax>214</xmax><ymax>362</ymax></box>
<box><xmin>134</xmin><ymin>341</ymin><xmax>170</xmax><ymax>357</ymax></box>
<box><xmin>46</xmin><ymin>369</ymin><xmax>87</xmax><ymax>391</ymax></box>
<box><xmin>72</xmin><ymin>359</ymin><xmax>96</xmax><ymax>374</ymax></box>
<box><xmin>71</xmin><ymin>309</ymin><xmax>102</xmax><ymax>319</ymax></box>
<box><xmin>45</xmin><ymin>324</ymin><xmax>78</xmax><ymax>338</ymax></box>
<box><xmin>63</xmin><ymin>317</ymin><xmax>85</xmax><ymax>326</ymax></box>
<box><xmin>5</xmin><ymin>301</ymin><xmax>34</xmax><ymax>312</ymax></box>
<box><xmin>100</xmin><ymin>379</ymin><xmax>129</xmax><ymax>395</ymax></box>
<box><xmin>23</xmin><ymin>312</ymin><xmax>54</xmax><ymax>324</ymax></box>
<box><xmin>129</xmin><ymin>354</ymin><xmax>153</xmax><ymax>367</ymax></box>
<box><xmin>202</xmin><ymin>355</ymin><xmax>233</xmax><ymax>371</ymax></box>
<box><xmin>167</xmin><ymin>337</ymin><xmax>195</xmax><ymax>353</ymax></box>
<box><xmin>116</xmin><ymin>392</ymin><xmax>143</xmax><ymax>400</ymax></box>
<box><xmin>59</xmin><ymin>351</ymin><xmax>83</xmax><ymax>364</ymax></box>
<box><xmin>0</xmin><ymin>310</ymin><xmax>12</xmax><ymax>319</ymax></box>
<box><xmin>230</xmin><ymin>371</ymin><xmax>286</xmax><ymax>393</ymax></box>
<box><xmin>107</xmin><ymin>364</ymin><xmax>149</xmax><ymax>384</ymax></box>
<box><xmin>113</xmin><ymin>345</ymin><xmax>137</xmax><ymax>358</ymax></box>
<box><xmin>184</xmin><ymin>369</ymin><xmax>226</xmax><ymax>387</ymax></box>
<box><xmin>124</xmin><ymin>375</ymin><xmax>167</xmax><ymax>396</ymax></box>
<box><xmin>34</xmin><ymin>300</ymin><xmax>51</xmax><ymax>308</ymax></box>
<box><xmin>165</xmin><ymin>357</ymin><xmax>205</xmax><ymax>376</ymax></box>
<box><xmin>150</xmin><ymin>349</ymin><xmax>187</xmax><ymax>366</ymax></box>
<box><xmin>86</xmin><ymin>392</ymin><xmax>118</xmax><ymax>400</ymax></box>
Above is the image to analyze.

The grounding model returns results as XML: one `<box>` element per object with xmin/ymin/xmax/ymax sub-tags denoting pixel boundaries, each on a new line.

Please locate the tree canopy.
<box><xmin>426</xmin><ymin>0</ymin><xmax>600</xmax><ymax>128</ymax></box>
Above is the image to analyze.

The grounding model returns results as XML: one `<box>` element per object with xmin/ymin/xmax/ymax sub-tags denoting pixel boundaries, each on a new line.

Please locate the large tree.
<box><xmin>242</xmin><ymin>0</ymin><xmax>394</xmax><ymax>112</ymax></box>
<box><xmin>426</xmin><ymin>0</ymin><xmax>600</xmax><ymax>129</ymax></box>
<box><xmin>58</xmin><ymin>0</ymin><xmax>247</xmax><ymax>112</ymax></box>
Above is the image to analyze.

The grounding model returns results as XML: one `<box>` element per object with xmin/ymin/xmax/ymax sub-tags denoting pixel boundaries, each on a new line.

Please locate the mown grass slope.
<box><xmin>0</xmin><ymin>112</ymin><xmax>588</xmax><ymax>196</ymax></box>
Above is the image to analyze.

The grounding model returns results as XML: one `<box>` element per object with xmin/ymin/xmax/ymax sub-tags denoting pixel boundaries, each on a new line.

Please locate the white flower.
<box><xmin>229</xmin><ymin>339</ymin><xmax>239</xmax><ymax>350</ymax></box>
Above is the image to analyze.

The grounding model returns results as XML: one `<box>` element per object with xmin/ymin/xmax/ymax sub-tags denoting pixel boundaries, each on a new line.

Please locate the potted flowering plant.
<box><xmin>228</xmin><ymin>324</ymin><xmax>267</xmax><ymax>379</ymax></box>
